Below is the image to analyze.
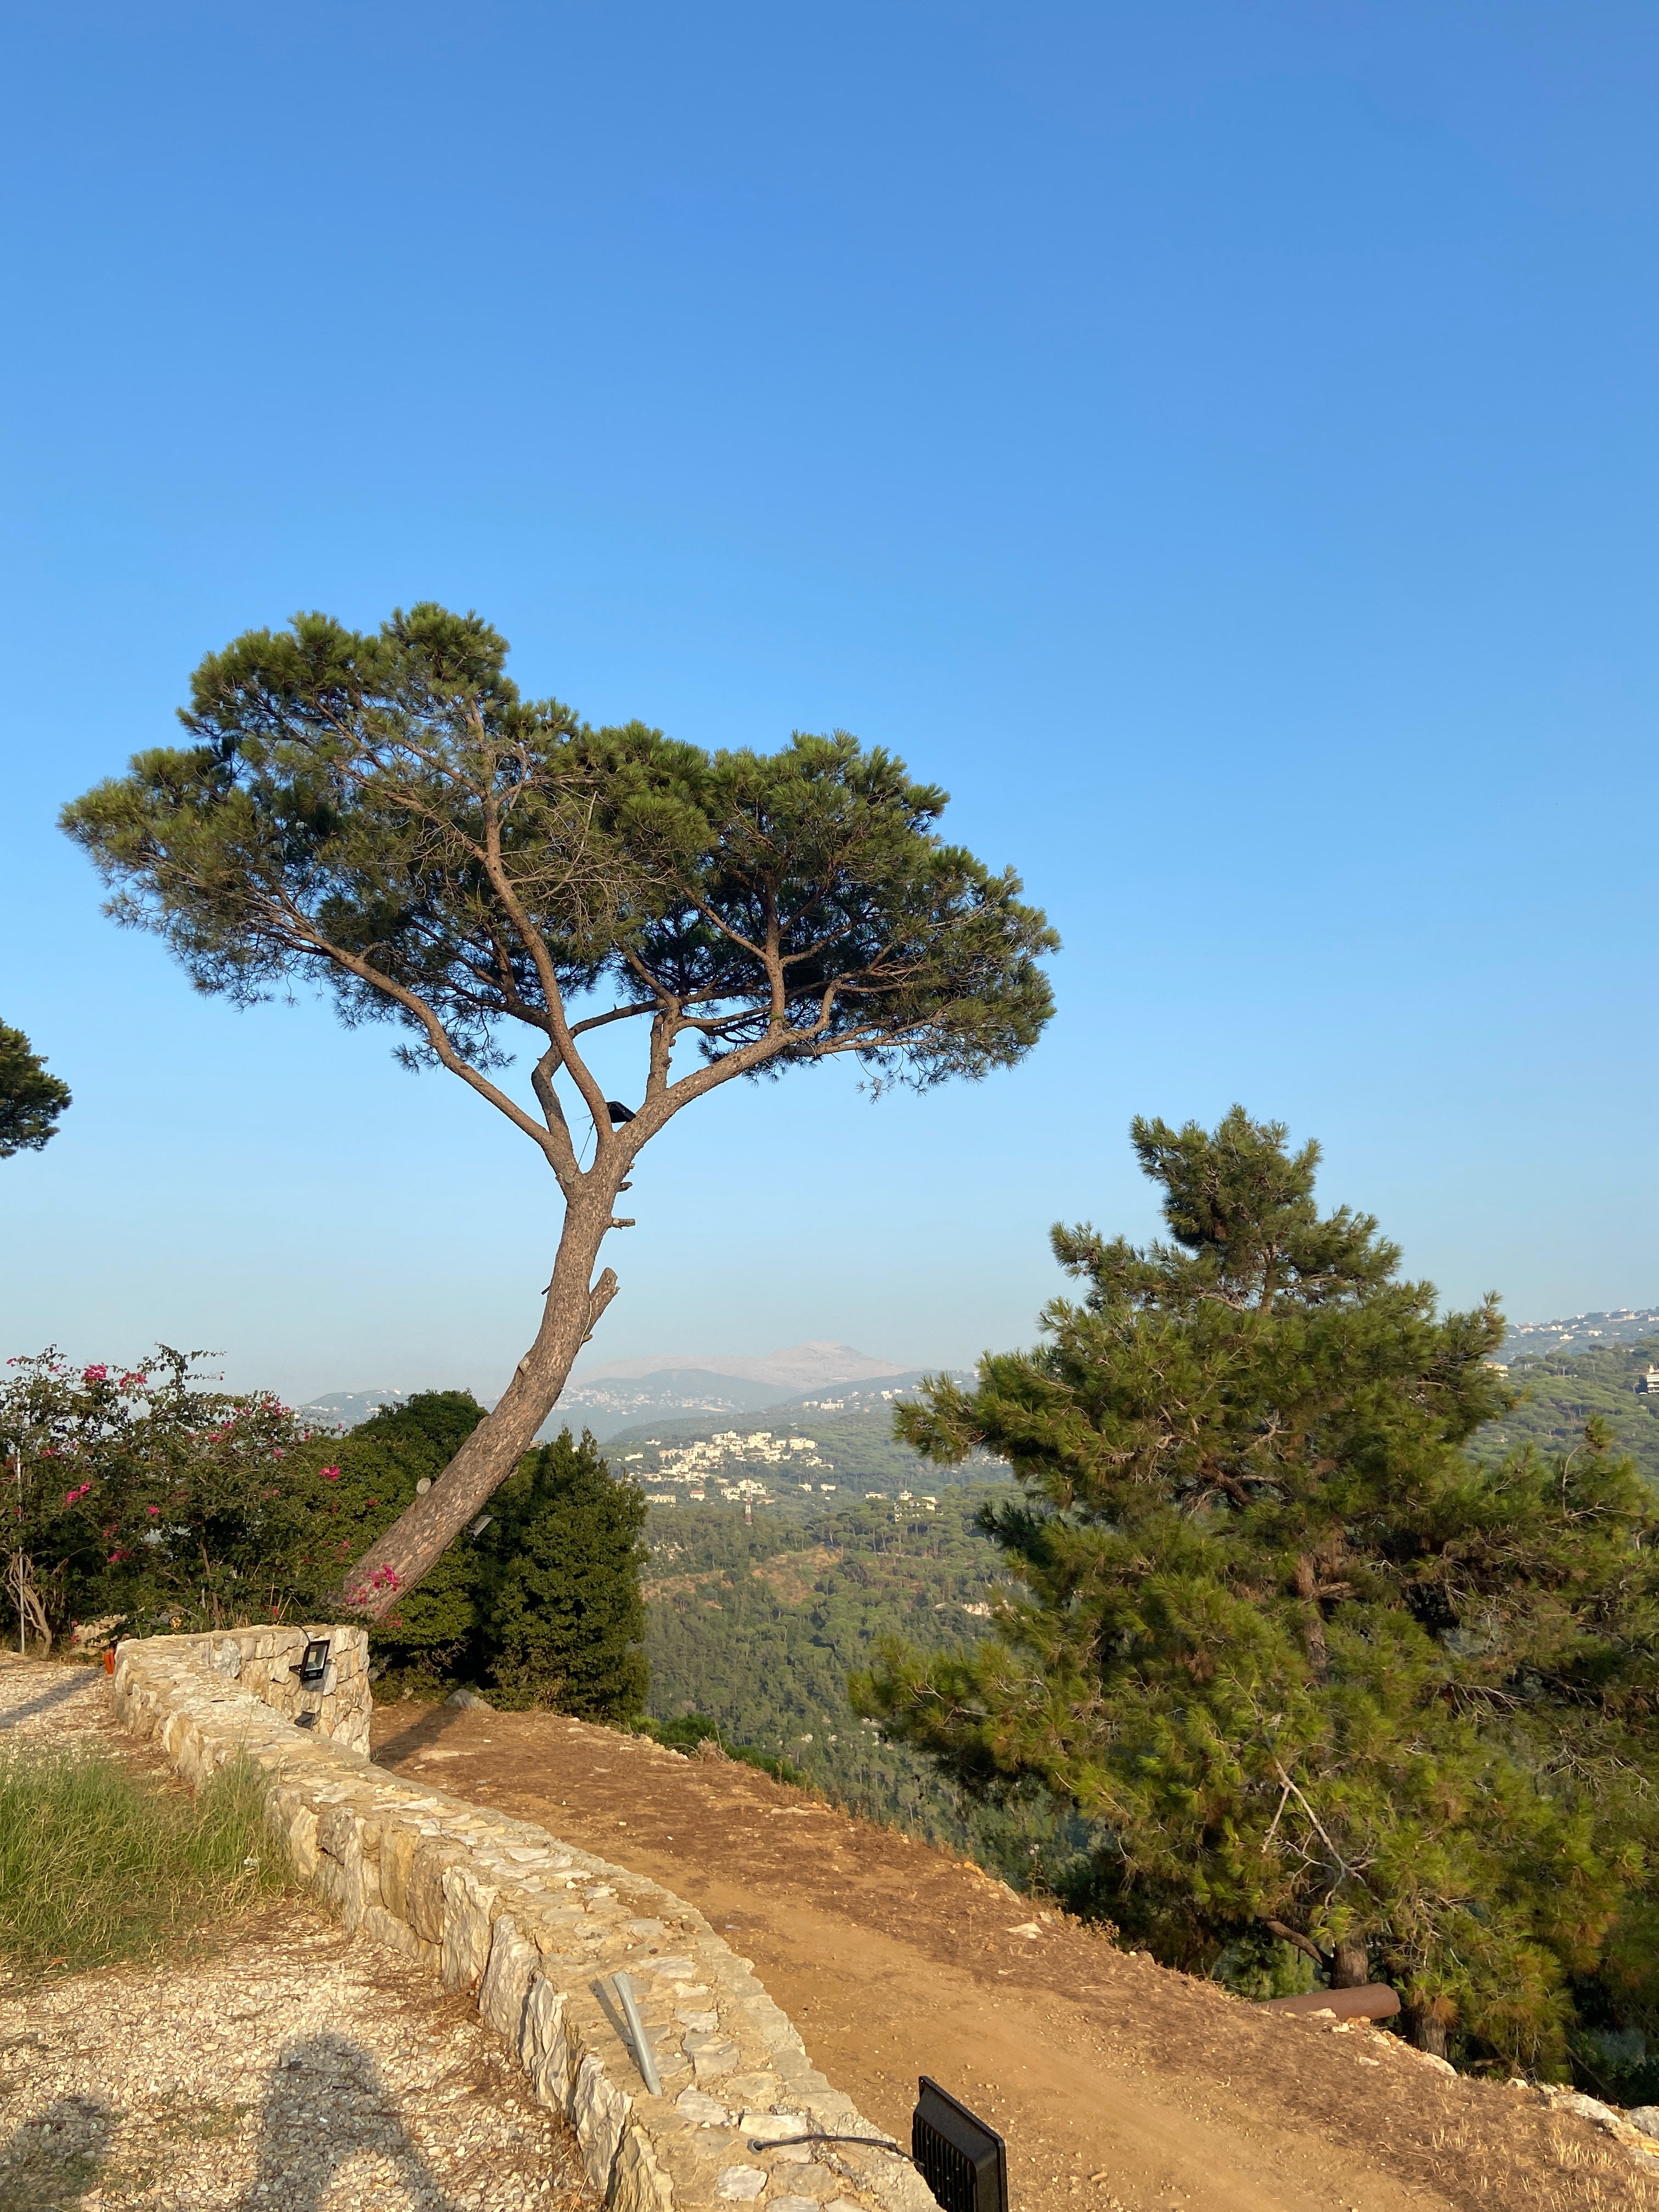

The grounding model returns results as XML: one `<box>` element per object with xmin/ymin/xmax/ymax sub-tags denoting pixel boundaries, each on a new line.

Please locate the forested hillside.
<box><xmin>640</xmin><ymin>1486</ymin><xmax>1082</xmax><ymax>1883</ymax></box>
<box><xmin>1472</xmin><ymin>1334</ymin><xmax>1659</xmax><ymax>1488</ymax></box>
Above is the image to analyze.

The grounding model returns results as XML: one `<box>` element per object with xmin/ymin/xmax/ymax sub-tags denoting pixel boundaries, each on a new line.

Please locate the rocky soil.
<box><xmin>371</xmin><ymin>1696</ymin><xmax>1659</xmax><ymax>2212</ymax></box>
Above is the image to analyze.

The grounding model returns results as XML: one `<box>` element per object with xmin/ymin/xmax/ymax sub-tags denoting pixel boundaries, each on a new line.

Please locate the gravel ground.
<box><xmin>0</xmin><ymin>1657</ymin><xmax>599</xmax><ymax>2212</ymax></box>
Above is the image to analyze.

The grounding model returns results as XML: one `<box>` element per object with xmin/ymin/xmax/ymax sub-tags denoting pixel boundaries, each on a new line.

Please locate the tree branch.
<box><xmin>1263</xmin><ymin>1918</ymin><xmax>1328</xmax><ymax>1967</ymax></box>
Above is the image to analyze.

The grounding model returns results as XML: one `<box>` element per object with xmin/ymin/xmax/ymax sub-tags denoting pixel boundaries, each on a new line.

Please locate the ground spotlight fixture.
<box><xmin>912</xmin><ymin>2078</ymin><xmax>1007</xmax><ymax>2212</ymax></box>
<box><xmin>467</xmin><ymin>1513</ymin><xmax>493</xmax><ymax>1537</ymax></box>
<box><xmin>292</xmin><ymin>1637</ymin><xmax>331</xmax><ymax>1688</ymax></box>
<box><xmin>748</xmin><ymin>2078</ymin><xmax>1007</xmax><ymax>2212</ymax></box>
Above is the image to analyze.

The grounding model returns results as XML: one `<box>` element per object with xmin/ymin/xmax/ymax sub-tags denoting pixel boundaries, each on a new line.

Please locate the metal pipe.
<box><xmin>612</xmin><ymin>1971</ymin><xmax>661</xmax><ymax>2096</ymax></box>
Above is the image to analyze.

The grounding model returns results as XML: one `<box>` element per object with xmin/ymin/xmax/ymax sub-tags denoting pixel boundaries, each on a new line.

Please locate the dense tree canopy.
<box><xmin>2</xmin><ymin>1367</ymin><xmax>650</xmax><ymax>1729</ymax></box>
<box><xmin>0</xmin><ymin>1022</ymin><xmax>71</xmax><ymax>1158</ymax></box>
<box><xmin>291</xmin><ymin>1395</ymin><xmax>649</xmax><ymax>1723</ymax></box>
<box><xmin>60</xmin><ymin>606</ymin><xmax>1056</xmax><ymax>1609</ymax></box>
<box><xmin>856</xmin><ymin>1109</ymin><xmax>1659</xmax><ymax>2076</ymax></box>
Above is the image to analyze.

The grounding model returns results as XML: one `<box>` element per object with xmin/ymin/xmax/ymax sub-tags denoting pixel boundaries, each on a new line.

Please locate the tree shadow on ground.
<box><xmin>371</xmin><ymin>1705</ymin><xmax>467</xmax><ymax>1768</ymax></box>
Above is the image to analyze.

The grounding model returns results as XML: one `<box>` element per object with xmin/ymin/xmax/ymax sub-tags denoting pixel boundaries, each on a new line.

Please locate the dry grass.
<box><xmin>1415</xmin><ymin>2110</ymin><xmax>1659</xmax><ymax>2209</ymax></box>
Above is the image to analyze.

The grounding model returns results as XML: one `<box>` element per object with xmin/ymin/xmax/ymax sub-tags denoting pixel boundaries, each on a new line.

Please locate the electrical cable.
<box><xmin>746</xmin><ymin>2132</ymin><xmax>912</xmax><ymax>2162</ymax></box>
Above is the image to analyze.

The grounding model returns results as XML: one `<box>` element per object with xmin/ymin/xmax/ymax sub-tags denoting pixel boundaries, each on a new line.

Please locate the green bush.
<box><xmin>1</xmin><ymin>1348</ymin><xmax>320</xmax><ymax>1641</ymax></box>
<box><xmin>304</xmin><ymin>1400</ymin><xmax>651</xmax><ymax>1723</ymax></box>
<box><xmin>637</xmin><ymin>1711</ymin><xmax>806</xmax><ymax>1786</ymax></box>
<box><xmin>477</xmin><ymin>1431</ymin><xmax>648</xmax><ymax>1720</ymax></box>
<box><xmin>0</xmin><ymin>1747</ymin><xmax>282</xmax><ymax>1984</ymax></box>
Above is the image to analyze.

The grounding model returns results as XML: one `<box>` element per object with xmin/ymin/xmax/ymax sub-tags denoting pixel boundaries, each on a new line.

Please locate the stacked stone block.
<box><xmin>134</xmin><ymin>1623</ymin><xmax>375</xmax><ymax>1752</ymax></box>
<box><xmin>112</xmin><ymin>1630</ymin><xmax>934</xmax><ymax>2212</ymax></box>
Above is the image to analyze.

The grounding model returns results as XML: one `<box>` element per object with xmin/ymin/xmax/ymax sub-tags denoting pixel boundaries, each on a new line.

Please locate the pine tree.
<box><xmin>0</xmin><ymin>1022</ymin><xmax>71</xmax><ymax>1156</ymax></box>
<box><xmin>855</xmin><ymin>1108</ymin><xmax>1659</xmax><ymax>2075</ymax></box>
<box><xmin>62</xmin><ymin>606</ymin><xmax>1055</xmax><ymax>1611</ymax></box>
<box><xmin>477</xmin><ymin>1430</ymin><xmax>648</xmax><ymax>1722</ymax></box>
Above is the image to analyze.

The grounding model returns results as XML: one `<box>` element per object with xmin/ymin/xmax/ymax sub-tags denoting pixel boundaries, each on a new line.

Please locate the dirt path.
<box><xmin>370</xmin><ymin>1700</ymin><xmax>1650</xmax><ymax>2212</ymax></box>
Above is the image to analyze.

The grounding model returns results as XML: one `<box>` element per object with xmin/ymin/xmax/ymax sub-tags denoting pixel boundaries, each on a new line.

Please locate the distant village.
<box><xmin>618</xmin><ymin>1426</ymin><xmax>941</xmax><ymax>1518</ymax></box>
<box><xmin>620</xmin><ymin>1427</ymin><xmax>832</xmax><ymax>1507</ymax></box>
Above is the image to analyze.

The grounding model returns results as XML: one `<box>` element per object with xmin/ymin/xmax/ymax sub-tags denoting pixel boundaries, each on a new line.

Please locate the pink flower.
<box><xmin>319</xmin><ymin>1464</ymin><xmax>341</xmax><ymax>1482</ymax></box>
<box><xmin>83</xmin><ymin>1364</ymin><xmax>109</xmax><ymax>1384</ymax></box>
<box><xmin>63</xmin><ymin>1482</ymin><xmax>93</xmax><ymax>1506</ymax></box>
<box><xmin>145</xmin><ymin>1505</ymin><xmax>160</xmax><ymax>1518</ymax></box>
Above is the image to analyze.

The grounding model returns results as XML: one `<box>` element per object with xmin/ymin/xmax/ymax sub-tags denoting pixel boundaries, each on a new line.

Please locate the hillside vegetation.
<box><xmin>1474</xmin><ymin>1334</ymin><xmax>1659</xmax><ymax>1489</ymax></box>
<box><xmin>641</xmin><ymin>1487</ymin><xmax>1083</xmax><ymax>1884</ymax></box>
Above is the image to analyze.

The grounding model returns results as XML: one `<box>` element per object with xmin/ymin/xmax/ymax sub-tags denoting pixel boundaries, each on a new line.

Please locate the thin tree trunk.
<box><xmin>1403</xmin><ymin>2001</ymin><xmax>1452</xmax><ymax>2057</ymax></box>
<box><xmin>1330</xmin><ymin>1937</ymin><xmax>1370</xmax><ymax>1989</ymax></box>
<box><xmin>335</xmin><ymin>1193</ymin><xmax>620</xmax><ymax>1618</ymax></box>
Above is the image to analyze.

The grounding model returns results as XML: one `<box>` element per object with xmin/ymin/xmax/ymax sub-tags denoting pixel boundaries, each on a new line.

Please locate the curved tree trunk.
<box><xmin>335</xmin><ymin>1190</ymin><xmax>620</xmax><ymax>1618</ymax></box>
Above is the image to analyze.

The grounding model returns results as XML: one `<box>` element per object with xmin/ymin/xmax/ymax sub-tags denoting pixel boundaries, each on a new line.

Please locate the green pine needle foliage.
<box><xmin>296</xmin><ymin>1395</ymin><xmax>649</xmax><ymax>1724</ymax></box>
<box><xmin>0</xmin><ymin>1020</ymin><xmax>72</xmax><ymax>1157</ymax></box>
<box><xmin>478</xmin><ymin>1430</ymin><xmax>648</xmax><ymax>1718</ymax></box>
<box><xmin>854</xmin><ymin>1107</ymin><xmax>1659</xmax><ymax>2078</ymax></box>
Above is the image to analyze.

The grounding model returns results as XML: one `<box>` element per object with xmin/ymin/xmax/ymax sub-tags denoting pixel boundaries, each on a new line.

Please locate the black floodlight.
<box><xmin>912</xmin><ymin>2078</ymin><xmax>1007</xmax><ymax>2212</ymax></box>
<box><xmin>292</xmin><ymin>1637</ymin><xmax>331</xmax><ymax>1688</ymax></box>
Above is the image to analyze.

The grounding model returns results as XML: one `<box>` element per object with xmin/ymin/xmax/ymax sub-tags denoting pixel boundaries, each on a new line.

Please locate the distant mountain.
<box><xmin>550</xmin><ymin>1341</ymin><xmax>912</xmax><ymax>1440</ymax></box>
<box><xmin>573</xmin><ymin>1340</ymin><xmax>907</xmax><ymax>1389</ymax></box>
<box><xmin>296</xmin><ymin>1387</ymin><xmax>413</xmax><ymax>1432</ymax></box>
<box><xmin>1499</xmin><ymin>1308</ymin><xmax>1659</xmax><ymax>1361</ymax></box>
<box><xmin>545</xmin><ymin>1368</ymin><xmax>801</xmax><ymax>1438</ymax></box>
<box><xmin>295</xmin><ymin>1349</ymin><xmax>928</xmax><ymax>1445</ymax></box>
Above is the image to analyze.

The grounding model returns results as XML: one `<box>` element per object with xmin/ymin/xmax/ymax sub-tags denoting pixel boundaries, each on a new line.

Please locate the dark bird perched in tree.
<box><xmin>61</xmin><ymin>604</ymin><xmax>1056</xmax><ymax>1613</ymax></box>
<box><xmin>603</xmin><ymin>1101</ymin><xmax>635</xmax><ymax>1125</ymax></box>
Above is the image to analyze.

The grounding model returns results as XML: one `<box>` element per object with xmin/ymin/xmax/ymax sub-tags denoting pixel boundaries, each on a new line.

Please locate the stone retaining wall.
<box><xmin>113</xmin><ymin>1630</ymin><xmax>934</xmax><ymax>2212</ymax></box>
<box><xmin>123</xmin><ymin>1624</ymin><xmax>375</xmax><ymax>1753</ymax></box>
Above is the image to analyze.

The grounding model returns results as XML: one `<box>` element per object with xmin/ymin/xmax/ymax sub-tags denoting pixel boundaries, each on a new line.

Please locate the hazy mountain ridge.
<box><xmin>298</xmin><ymin>1344</ymin><xmax>926</xmax><ymax>1443</ymax></box>
<box><xmin>554</xmin><ymin>1341</ymin><xmax>911</xmax><ymax>1437</ymax></box>
<box><xmin>302</xmin><ymin>1311</ymin><xmax>1659</xmax><ymax>1441</ymax></box>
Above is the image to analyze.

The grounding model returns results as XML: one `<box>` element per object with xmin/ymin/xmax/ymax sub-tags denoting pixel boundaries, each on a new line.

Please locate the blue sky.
<box><xmin>3</xmin><ymin>3</ymin><xmax>1656</xmax><ymax>1404</ymax></box>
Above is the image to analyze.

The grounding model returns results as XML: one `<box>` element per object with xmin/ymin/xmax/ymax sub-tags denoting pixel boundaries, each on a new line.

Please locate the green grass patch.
<box><xmin>0</xmin><ymin>1746</ymin><xmax>284</xmax><ymax>1986</ymax></box>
